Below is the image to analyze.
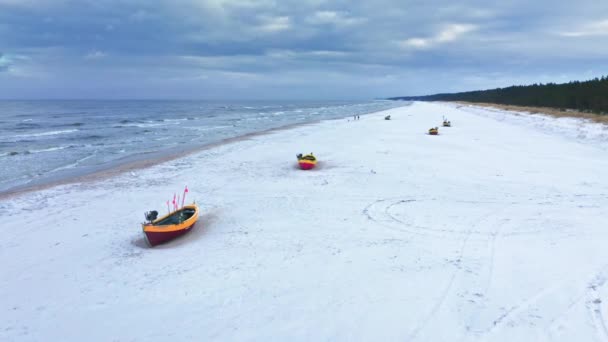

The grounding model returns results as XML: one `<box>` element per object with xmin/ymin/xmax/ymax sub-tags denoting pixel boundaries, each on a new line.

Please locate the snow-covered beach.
<box><xmin>2</xmin><ymin>101</ymin><xmax>608</xmax><ymax>341</ymax></box>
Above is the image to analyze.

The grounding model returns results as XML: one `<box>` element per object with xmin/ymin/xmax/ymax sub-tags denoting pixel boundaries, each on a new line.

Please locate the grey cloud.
<box><xmin>0</xmin><ymin>53</ymin><xmax>9</xmax><ymax>71</ymax></box>
<box><xmin>1</xmin><ymin>0</ymin><xmax>608</xmax><ymax>99</ymax></box>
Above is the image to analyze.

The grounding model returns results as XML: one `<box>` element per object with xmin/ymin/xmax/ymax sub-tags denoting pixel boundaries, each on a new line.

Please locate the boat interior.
<box><xmin>154</xmin><ymin>208</ymin><xmax>196</xmax><ymax>226</ymax></box>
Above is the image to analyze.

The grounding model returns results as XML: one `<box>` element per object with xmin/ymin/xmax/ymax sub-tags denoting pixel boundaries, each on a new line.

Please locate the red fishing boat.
<box><xmin>142</xmin><ymin>204</ymin><xmax>199</xmax><ymax>247</ymax></box>
<box><xmin>297</xmin><ymin>153</ymin><xmax>317</xmax><ymax>170</ymax></box>
<box><xmin>428</xmin><ymin>127</ymin><xmax>439</xmax><ymax>135</ymax></box>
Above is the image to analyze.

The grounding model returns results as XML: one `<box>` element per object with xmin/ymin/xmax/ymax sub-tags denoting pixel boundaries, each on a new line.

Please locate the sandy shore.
<box><xmin>1</xmin><ymin>102</ymin><xmax>608</xmax><ymax>341</ymax></box>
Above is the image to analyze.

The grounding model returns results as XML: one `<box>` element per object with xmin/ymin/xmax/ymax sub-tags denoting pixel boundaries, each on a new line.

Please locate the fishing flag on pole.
<box><xmin>182</xmin><ymin>186</ymin><xmax>188</xmax><ymax>207</ymax></box>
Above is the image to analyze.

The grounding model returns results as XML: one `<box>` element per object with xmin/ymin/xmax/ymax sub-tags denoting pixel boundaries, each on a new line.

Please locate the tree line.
<box><xmin>389</xmin><ymin>76</ymin><xmax>608</xmax><ymax>114</ymax></box>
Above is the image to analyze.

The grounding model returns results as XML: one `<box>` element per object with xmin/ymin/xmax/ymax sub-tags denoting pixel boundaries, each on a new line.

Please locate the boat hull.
<box><xmin>298</xmin><ymin>160</ymin><xmax>316</xmax><ymax>170</ymax></box>
<box><xmin>144</xmin><ymin>222</ymin><xmax>195</xmax><ymax>246</ymax></box>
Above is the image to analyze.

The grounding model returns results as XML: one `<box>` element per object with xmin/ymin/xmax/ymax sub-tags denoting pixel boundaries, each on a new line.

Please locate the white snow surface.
<box><xmin>1</xmin><ymin>101</ymin><xmax>608</xmax><ymax>341</ymax></box>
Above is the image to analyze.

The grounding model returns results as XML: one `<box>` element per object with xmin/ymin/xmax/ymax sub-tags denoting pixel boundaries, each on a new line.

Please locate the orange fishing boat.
<box><xmin>142</xmin><ymin>204</ymin><xmax>199</xmax><ymax>247</ymax></box>
<box><xmin>428</xmin><ymin>127</ymin><xmax>439</xmax><ymax>135</ymax></box>
<box><xmin>297</xmin><ymin>153</ymin><xmax>317</xmax><ymax>170</ymax></box>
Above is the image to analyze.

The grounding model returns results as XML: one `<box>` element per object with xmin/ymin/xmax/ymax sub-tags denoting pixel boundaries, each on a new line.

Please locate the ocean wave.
<box><xmin>162</xmin><ymin>118</ymin><xmax>188</xmax><ymax>123</ymax></box>
<box><xmin>66</xmin><ymin>134</ymin><xmax>104</xmax><ymax>142</ymax></box>
<box><xmin>120</xmin><ymin>122</ymin><xmax>170</xmax><ymax>128</ymax></box>
<box><xmin>47</xmin><ymin>153</ymin><xmax>97</xmax><ymax>174</ymax></box>
<box><xmin>17</xmin><ymin>129</ymin><xmax>78</xmax><ymax>138</ymax></box>
<box><xmin>79</xmin><ymin>134</ymin><xmax>104</xmax><ymax>140</ymax></box>
<box><xmin>0</xmin><ymin>145</ymin><xmax>71</xmax><ymax>157</ymax></box>
<box><xmin>190</xmin><ymin>125</ymin><xmax>232</xmax><ymax>132</ymax></box>
<box><xmin>243</xmin><ymin>117</ymin><xmax>265</xmax><ymax>121</ymax></box>
<box><xmin>15</xmin><ymin>122</ymin><xmax>42</xmax><ymax>130</ymax></box>
<box><xmin>28</xmin><ymin>146</ymin><xmax>70</xmax><ymax>154</ymax></box>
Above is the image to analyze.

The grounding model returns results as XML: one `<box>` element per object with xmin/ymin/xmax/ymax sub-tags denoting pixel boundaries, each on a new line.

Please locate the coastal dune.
<box><xmin>2</xmin><ymin>101</ymin><xmax>608</xmax><ymax>341</ymax></box>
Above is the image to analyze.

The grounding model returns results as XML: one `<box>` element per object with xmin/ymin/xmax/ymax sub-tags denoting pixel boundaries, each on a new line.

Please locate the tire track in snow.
<box><xmin>407</xmin><ymin>229</ymin><xmax>473</xmax><ymax>340</ymax></box>
<box><xmin>407</xmin><ymin>212</ymin><xmax>498</xmax><ymax>340</ymax></box>
<box><xmin>484</xmin><ymin>231</ymin><xmax>498</xmax><ymax>295</ymax></box>
<box><xmin>362</xmin><ymin>197</ymin><xmax>562</xmax><ymax>238</ymax></box>
<box><xmin>461</xmin><ymin>216</ymin><xmax>509</xmax><ymax>338</ymax></box>
<box><xmin>363</xmin><ymin>197</ymin><xmax>478</xmax><ymax>340</ymax></box>
<box><xmin>363</xmin><ymin>197</ymin><xmax>485</xmax><ymax>238</ymax></box>
<box><xmin>481</xmin><ymin>285</ymin><xmax>557</xmax><ymax>337</ymax></box>
<box><xmin>362</xmin><ymin>198</ymin><xmax>421</xmax><ymax>236</ymax></box>
<box><xmin>479</xmin><ymin>278</ymin><xmax>598</xmax><ymax>340</ymax></box>
<box><xmin>586</xmin><ymin>272</ymin><xmax>608</xmax><ymax>342</ymax></box>
<box><xmin>362</xmin><ymin>195</ymin><xmax>607</xmax><ymax>339</ymax></box>
<box><xmin>545</xmin><ymin>291</ymin><xmax>587</xmax><ymax>340</ymax></box>
<box><xmin>544</xmin><ymin>268</ymin><xmax>608</xmax><ymax>340</ymax></box>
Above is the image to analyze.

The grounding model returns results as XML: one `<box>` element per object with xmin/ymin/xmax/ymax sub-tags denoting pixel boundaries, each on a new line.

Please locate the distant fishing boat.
<box><xmin>297</xmin><ymin>153</ymin><xmax>317</xmax><ymax>170</ymax></box>
<box><xmin>443</xmin><ymin>120</ymin><xmax>451</xmax><ymax>127</ymax></box>
<box><xmin>142</xmin><ymin>204</ymin><xmax>199</xmax><ymax>247</ymax></box>
<box><xmin>428</xmin><ymin>127</ymin><xmax>439</xmax><ymax>135</ymax></box>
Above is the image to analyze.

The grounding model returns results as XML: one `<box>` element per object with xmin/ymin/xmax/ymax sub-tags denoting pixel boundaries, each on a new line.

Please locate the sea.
<box><xmin>0</xmin><ymin>100</ymin><xmax>408</xmax><ymax>194</ymax></box>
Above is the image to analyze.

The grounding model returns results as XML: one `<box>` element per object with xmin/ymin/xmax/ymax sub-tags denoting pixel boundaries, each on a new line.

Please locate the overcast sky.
<box><xmin>1</xmin><ymin>0</ymin><xmax>607</xmax><ymax>100</ymax></box>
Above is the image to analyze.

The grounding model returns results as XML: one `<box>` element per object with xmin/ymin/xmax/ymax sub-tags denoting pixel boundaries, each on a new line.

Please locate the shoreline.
<box><xmin>0</xmin><ymin>120</ymin><xmax>322</xmax><ymax>200</ymax></box>
<box><xmin>450</xmin><ymin>101</ymin><xmax>608</xmax><ymax>125</ymax></box>
<box><xmin>0</xmin><ymin>105</ymin><xmax>406</xmax><ymax>200</ymax></box>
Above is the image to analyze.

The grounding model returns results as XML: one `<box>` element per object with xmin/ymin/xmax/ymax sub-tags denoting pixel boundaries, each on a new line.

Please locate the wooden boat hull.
<box><xmin>142</xmin><ymin>204</ymin><xmax>199</xmax><ymax>247</ymax></box>
<box><xmin>429</xmin><ymin>131</ymin><xmax>439</xmax><ymax>135</ymax></box>
<box><xmin>144</xmin><ymin>223</ymin><xmax>195</xmax><ymax>246</ymax></box>
<box><xmin>298</xmin><ymin>160</ymin><xmax>316</xmax><ymax>170</ymax></box>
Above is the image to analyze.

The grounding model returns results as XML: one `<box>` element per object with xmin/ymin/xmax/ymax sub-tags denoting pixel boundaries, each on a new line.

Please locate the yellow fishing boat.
<box><xmin>142</xmin><ymin>204</ymin><xmax>199</xmax><ymax>246</ymax></box>
<box><xmin>297</xmin><ymin>153</ymin><xmax>317</xmax><ymax>170</ymax></box>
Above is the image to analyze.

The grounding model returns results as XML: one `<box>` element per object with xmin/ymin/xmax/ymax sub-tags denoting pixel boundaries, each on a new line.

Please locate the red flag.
<box><xmin>182</xmin><ymin>186</ymin><xmax>188</xmax><ymax>207</ymax></box>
